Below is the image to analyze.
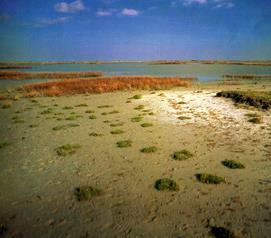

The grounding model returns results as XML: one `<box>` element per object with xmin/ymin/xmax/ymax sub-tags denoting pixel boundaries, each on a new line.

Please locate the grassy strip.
<box><xmin>216</xmin><ymin>90</ymin><xmax>271</xmax><ymax>110</ymax></box>
<box><xmin>22</xmin><ymin>76</ymin><xmax>194</xmax><ymax>97</ymax></box>
<box><xmin>0</xmin><ymin>71</ymin><xmax>102</xmax><ymax>80</ymax></box>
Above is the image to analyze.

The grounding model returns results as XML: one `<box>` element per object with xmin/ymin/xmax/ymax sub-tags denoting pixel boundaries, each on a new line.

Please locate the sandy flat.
<box><xmin>0</xmin><ymin>88</ymin><xmax>270</xmax><ymax>238</ymax></box>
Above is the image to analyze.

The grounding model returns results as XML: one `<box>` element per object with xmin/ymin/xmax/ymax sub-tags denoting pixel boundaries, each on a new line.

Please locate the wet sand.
<box><xmin>0</xmin><ymin>85</ymin><xmax>270</xmax><ymax>238</ymax></box>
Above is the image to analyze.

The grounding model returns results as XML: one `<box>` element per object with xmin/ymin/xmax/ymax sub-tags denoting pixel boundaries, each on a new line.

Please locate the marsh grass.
<box><xmin>110</xmin><ymin>122</ymin><xmax>124</xmax><ymax>127</ymax></box>
<box><xmin>130</xmin><ymin>94</ymin><xmax>142</xmax><ymax>99</ymax></box>
<box><xmin>155</xmin><ymin>178</ymin><xmax>179</xmax><ymax>191</ymax></box>
<box><xmin>172</xmin><ymin>150</ymin><xmax>193</xmax><ymax>161</ymax></box>
<box><xmin>140</xmin><ymin>146</ymin><xmax>158</xmax><ymax>153</ymax></box>
<box><xmin>41</xmin><ymin>108</ymin><xmax>53</xmax><ymax>114</ymax></box>
<box><xmin>211</xmin><ymin>226</ymin><xmax>235</xmax><ymax>238</ymax></box>
<box><xmin>222</xmin><ymin>160</ymin><xmax>245</xmax><ymax>169</ymax></box>
<box><xmin>55</xmin><ymin>144</ymin><xmax>81</xmax><ymax>156</ymax></box>
<box><xmin>75</xmin><ymin>103</ymin><xmax>88</xmax><ymax>107</ymax></box>
<box><xmin>134</xmin><ymin>105</ymin><xmax>145</xmax><ymax>110</ymax></box>
<box><xmin>1</xmin><ymin>101</ymin><xmax>12</xmax><ymax>109</ymax></box>
<box><xmin>89</xmin><ymin>132</ymin><xmax>104</xmax><ymax>137</ymax></box>
<box><xmin>98</xmin><ymin>105</ymin><xmax>113</xmax><ymax>108</ymax></box>
<box><xmin>53</xmin><ymin>123</ymin><xmax>79</xmax><ymax>131</ymax></box>
<box><xmin>131</xmin><ymin>116</ymin><xmax>143</xmax><ymax>122</ymax></box>
<box><xmin>110</xmin><ymin>129</ymin><xmax>124</xmax><ymax>135</ymax></box>
<box><xmin>29</xmin><ymin>124</ymin><xmax>38</xmax><ymax>128</ymax></box>
<box><xmin>178</xmin><ymin>116</ymin><xmax>191</xmax><ymax>120</ymax></box>
<box><xmin>116</xmin><ymin>140</ymin><xmax>132</xmax><ymax>148</ymax></box>
<box><xmin>141</xmin><ymin>123</ymin><xmax>153</xmax><ymax>127</ymax></box>
<box><xmin>23</xmin><ymin>76</ymin><xmax>193</xmax><ymax>96</ymax></box>
<box><xmin>0</xmin><ymin>140</ymin><xmax>9</xmax><ymax>149</ymax></box>
<box><xmin>248</xmin><ymin>116</ymin><xmax>262</xmax><ymax>124</ymax></box>
<box><xmin>109</xmin><ymin>110</ymin><xmax>119</xmax><ymax>114</ymax></box>
<box><xmin>13</xmin><ymin>119</ymin><xmax>25</xmax><ymax>123</ymax></box>
<box><xmin>63</xmin><ymin>106</ymin><xmax>73</xmax><ymax>110</ymax></box>
<box><xmin>85</xmin><ymin>110</ymin><xmax>95</xmax><ymax>113</ymax></box>
<box><xmin>89</xmin><ymin>115</ymin><xmax>97</xmax><ymax>119</ymax></box>
<box><xmin>75</xmin><ymin>186</ymin><xmax>101</xmax><ymax>201</ymax></box>
<box><xmin>0</xmin><ymin>71</ymin><xmax>102</xmax><ymax>80</ymax></box>
<box><xmin>196</xmin><ymin>173</ymin><xmax>225</xmax><ymax>184</ymax></box>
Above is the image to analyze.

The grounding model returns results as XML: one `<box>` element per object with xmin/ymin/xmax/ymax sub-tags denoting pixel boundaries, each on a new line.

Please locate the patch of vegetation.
<box><xmin>148</xmin><ymin>112</ymin><xmax>155</xmax><ymax>115</ymax></box>
<box><xmin>65</xmin><ymin>115</ymin><xmax>79</xmax><ymax>121</ymax></box>
<box><xmin>222</xmin><ymin>160</ymin><xmax>245</xmax><ymax>169</ymax></box>
<box><xmin>85</xmin><ymin>110</ymin><xmax>95</xmax><ymax>114</ymax></box>
<box><xmin>178</xmin><ymin>116</ymin><xmax>191</xmax><ymax>120</ymax></box>
<box><xmin>110</xmin><ymin>122</ymin><xmax>124</xmax><ymax>127</ymax></box>
<box><xmin>141</xmin><ymin>123</ymin><xmax>153</xmax><ymax>127</ymax></box>
<box><xmin>130</xmin><ymin>94</ymin><xmax>142</xmax><ymax>99</ymax></box>
<box><xmin>63</xmin><ymin>106</ymin><xmax>73</xmax><ymax>110</ymax></box>
<box><xmin>75</xmin><ymin>186</ymin><xmax>101</xmax><ymax>201</ymax></box>
<box><xmin>40</xmin><ymin>108</ymin><xmax>53</xmax><ymax>114</ymax></box>
<box><xmin>75</xmin><ymin>103</ymin><xmax>88</xmax><ymax>107</ymax></box>
<box><xmin>109</xmin><ymin>110</ymin><xmax>119</xmax><ymax>114</ymax></box>
<box><xmin>103</xmin><ymin>120</ymin><xmax>110</xmax><ymax>123</ymax></box>
<box><xmin>211</xmin><ymin>226</ymin><xmax>235</xmax><ymax>238</ymax></box>
<box><xmin>131</xmin><ymin>116</ymin><xmax>143</xmax><ymax>122</ymax></box>
<box><xmin>53</xmin><ymin>123</ymin><xmax>79</xmax><ymax>131</ymax></box>
<box><xmin>134</xmin><ymin>105</ymin><xmax>145</xmax><ymax>110</ymax></box>
<box><xmin>155</xmin><ymin>178</ymin><xmax>179</xmax><ymax>191</ymax></box>
<box><xmin>13</xmin><ymin>119</ymin><xmax>25</xmax><ymax>123</ymax></box>
<box><xmin>1</xmin><ymin>101</ymin><xmax>12</xmax><ymax>109</ymax></box>
<box><xmin>245</xmin><ymin>113</ymin><xmax>258</xmax><ymax>117</ymax></box>
<box><xmin>29</xmin><ymin>124</ymin><xmax>38</xmax><ymax>128</ymax></box>
<box><xmin>89</xmin><ymin>132</ymin><xmax>103</xmax><ymax>137</ymax></box>
<box><xmin>101</xmin><ymin>112</ymin><xmax>108</xmax><ymax>115</ymax></box>
<box><xmin>196</xmin><ymin>173</ymin><xmax>225</xmax><ymax>184</ymax></box>
<box><xmin>116</xmin><ymin>140</ymin><xmax>132</xmax><ymax>148</ymax></box>
<box><xmin>98</xmin><ymin>105</ymin><xmax>112</xmax><ymax>108</ymax></box>
<box><xmin>89</xmin><ymin>115</ymin><xmax>97</xmax><ymax>119</ymax></box>
<box><xmin>140</xmin><ymin>146</ymin><xmax>158</xmax><ymax>153</ymax></box>
<box><xmin>55</xmin><ymin>144</ymin><xmax>81</xmax><ymax>156</ymax></box>
<box><xmin>110</xmin><ymin>129</ymin><xmax>124</xmax><ymax>135</ymax></box>
<box><xmin>172</xmin><ymin>150</ymin><xmax>193</xmax><ymax>161</ymax></box>
<box><xmin>0</xmin><ymin>140</ymin><xmax>9</xmax><ymax>149</ymax></box>
<box><xmin>177</xmin><ymin>101</ymin><xmax>186</xmax><ymax>104</ymax></box>
<box><xmin>216</xmin><ymin>91</ymin><xmax>271</xmax><ymax>110</ymax></box>
<box><xmin>158</xmin><ymin>93</ymin><xmax>165</xmax><ymax>97</ymax></box>
<box><xmin>248</xmin><ymin>116</ymin><xmax>262</xmax><ymax>124</ymax></box>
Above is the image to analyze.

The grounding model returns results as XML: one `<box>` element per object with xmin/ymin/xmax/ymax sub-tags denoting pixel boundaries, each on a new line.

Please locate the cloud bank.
<box><xmin>55</xmin><ymin>0</ymin><xmax>87</xmax><ymax>13</ymax></box>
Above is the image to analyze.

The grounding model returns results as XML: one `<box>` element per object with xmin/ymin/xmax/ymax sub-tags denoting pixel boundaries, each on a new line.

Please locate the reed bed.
<box><xmin>0</xmin><ymin>71</ymin><xmax>103</xmax><ymax>80</ymax></box>
<box><xmin>0</xmin><ymin>66</ymin><xmax>32</xmax><ymax>70</ymax></box>
<box><xmin>22</xmin><ymin>76</ymin><xmax>194</xmax><ymax>97</ymax></box>
<box><xmin>223</xmin><ymin>74</ymin><xmax>271</xmax><ymax>80</ymax></box>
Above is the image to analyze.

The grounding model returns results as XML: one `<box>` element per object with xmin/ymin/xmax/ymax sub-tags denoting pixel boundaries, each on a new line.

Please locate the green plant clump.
<box><xmin>75</xmin><ymin>186</ymin><xmax>101</xmax><ymax>201</ymax></box>
<box><xmin>134</xmin><ymin>105</ymin><xmax>145</xmax><ymax>110</ymax></box>
<box><xmin>196</xmin><ymin>173</ymin><xmax>225</xmax><ymax>184</ymax></box>
<box><xmin>55</xmin><ymin>144</ymin><xmax>81</xmax><ymax>156</ymax></box>
<box><xmin>222</xmin><ymin>160</ymin><xmax>245</xmax><ymax>169</ymax></box>
<box><xmin>89</xmin><ymin>115</ymin><xmax>97</xmax><ymax>119</ymax></box>
<box><xmin>140</xmin><ymin>146</ymin><xmax>158</xmax><ymax>153</ymax></box>
<box><xmin>0</xmin><ymin>140</ymin><xmax>9</xmax><ymax>149</ymax></box>
<box><xmin>172</xmin><ymin>149</ymin><xmax>193</xmax><ymax>161</ymax></box>
<box><xmin>116</xmin><ymin>140</ymin><xmax>132</xmax><ymax>148</ymax></box>
<box><xmin>130</xmin><ymin>94</ymin><xmax>142</xmax><ymax>99</ymax></box>
<box><xmin>131</xmin><ymin>116</ymin><xmax>143</xmax><ymax>122</ymax></box>
<box><xmin>155</xmin><ymin>178</ymin><xmax>179</xmax><ymax>191</ymax></box>
<box><xmin>141</xmin><ymin>123</ymin><xmax>153</xmax><ymax>127</ymax></box>
<box><xmin>110</xmin><ymin>129</ymin><xmax>124</xmax><ymax>135</ymax></box>
<box><xmin>89</xmin><ymin>132</ymin><xmax>103</xmax><ymax>137</ymax></box>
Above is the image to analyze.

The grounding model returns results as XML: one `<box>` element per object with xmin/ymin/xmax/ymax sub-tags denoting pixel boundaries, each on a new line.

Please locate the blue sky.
<box><xmin>0</xmin><ymin>0</ymin><xmax>270</xmax><ymax>61</ymax></box>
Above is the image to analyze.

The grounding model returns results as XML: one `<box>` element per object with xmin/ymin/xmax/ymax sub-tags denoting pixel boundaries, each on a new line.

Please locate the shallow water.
<box><xmin>1</xmin><ymin>63</ymin><xmax>271</xmax><ymax>90</ymax></box>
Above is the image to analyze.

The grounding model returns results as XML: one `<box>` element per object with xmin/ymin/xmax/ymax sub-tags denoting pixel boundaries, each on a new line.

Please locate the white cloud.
<box><xmin>182</xmin><ymin>0</ymin><xmax>207</xmax><ymax>6</ymax></box>
<box><xmin>96</xmin><ymin>9</ymin><xmax>117</xmax><ymax>16</ymax></box>
<box><xmin>213</xmin><ymin>0</ymin><xmax>235</xmax><ymax>9</ymax></box>
<box><xmin>33</xmin><ymin>17</ymin><xmax>71</xmax><ymax>27</ymax></box>
<box><xmin>55</xmin><ymin>0</ymin><xmax>87</xmax><ymax>13</ymax></box>
<box><xmin>121</xmin><ymin>8</ymin><xmax>139</xmax><ymax>16</ymax></box>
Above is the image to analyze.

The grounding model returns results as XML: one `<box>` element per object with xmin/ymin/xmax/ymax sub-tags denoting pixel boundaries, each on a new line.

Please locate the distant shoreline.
<box><xmin>1</xmin><ymin>60</ymin><xmax>271</xmax><ymax>66</ymax></box>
